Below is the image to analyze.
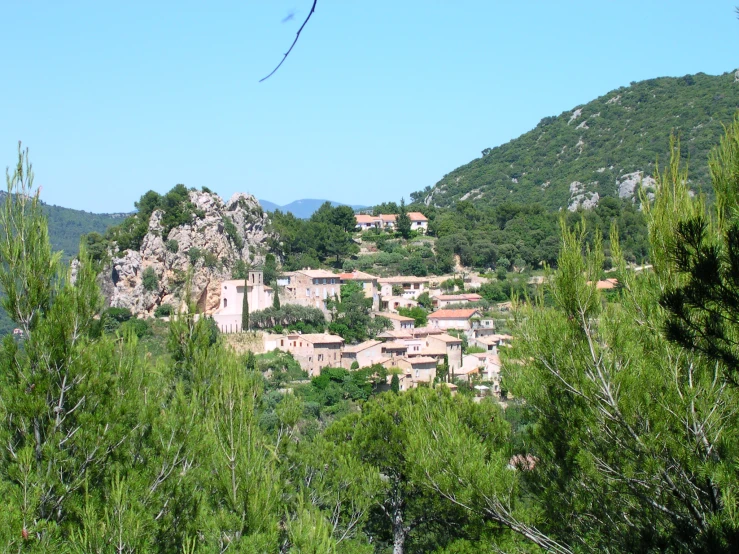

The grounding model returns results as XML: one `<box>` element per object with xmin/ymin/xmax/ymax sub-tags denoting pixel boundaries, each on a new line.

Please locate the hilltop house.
<box><xmin>378</xmin><ymin>276</ymin><xmax>429</xmax><ymax>300</ymax></box>
<box><xmin>354</xmin><ymin>212</ymin><xmax>428</xmax><ymax>234</ymax></box>
<box><xmin>213</xmin><ymin>270</ymin><xmax>274</xmax><ymax>332</ymax></box>
<box><xmin>376</xmin><ymin>311</ymin><xmax>415</xmax><ymax>331</ymax></box>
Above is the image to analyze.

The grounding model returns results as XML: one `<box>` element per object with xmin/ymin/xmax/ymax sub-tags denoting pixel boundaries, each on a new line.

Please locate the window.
<box><xmin>223</xmin><ymin>298</ymin><xmax>228</xmax><ymax>308</ymax></box>
<box><xmin>318</xmin><ymin>354</ymin><xmax>324</xmax><ymax>362</ymax></box>
<box><xmin>280</xmin><ymin>340</ymin><xmax>284</xmax><ymax>346</ymax></box>
<box><xmin>306</xmin><ymin>288</ymin><xmax>310</xmax><ymax>297</ymax></box>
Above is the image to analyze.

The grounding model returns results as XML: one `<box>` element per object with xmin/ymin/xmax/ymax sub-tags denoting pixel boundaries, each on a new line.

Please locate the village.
<box><xmin>209</xmin><ymin>212</ymin><xmax>513</xmax><ymax>397</ymax></box>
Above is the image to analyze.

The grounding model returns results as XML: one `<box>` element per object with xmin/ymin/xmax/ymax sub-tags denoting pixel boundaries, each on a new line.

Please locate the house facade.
<box><xmin>428</xmin><ymin>309</ymin><xmax>483</xmax><ymax>331</ymax></box>
<box><xmin>378</xmin><ymin>276</ymin><xmax>429</xmax><ymax>300</ymax></box>
<box><xmin>213</xmin><ymin>270</ymin><xmax>274</xmax><ymax>332</ymax></box>
<box><xmin>278</xmin><ymin>269</ymin><xmax>340</xmax><ymax>312</ymax></box>
<box><xmin>354</xmin><ymin>212</ymin><xmax>428</xmax><ymax>234</ymax></box>
<box><xmin>433</xmin><ymin>293</ymin><xmax>482</xmax><ymax>308</ymax></box>
<box><xmin>275</xmin><ymin>333</ymin><xmax>344</xmax><ymax>376</ymax></box>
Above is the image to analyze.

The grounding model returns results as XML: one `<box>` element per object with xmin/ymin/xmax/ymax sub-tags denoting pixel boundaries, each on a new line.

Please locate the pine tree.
<box><xmin>396</xmin><ymin>197</ymin><xmax>412</xmax><ymax>239</ymax></box>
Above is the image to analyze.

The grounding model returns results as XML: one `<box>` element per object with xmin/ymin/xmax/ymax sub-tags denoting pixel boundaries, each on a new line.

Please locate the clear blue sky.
<box><xmin>2</xmin><ymin>1</ymin><xmax>738</xmax><ymax>213</ymax></box>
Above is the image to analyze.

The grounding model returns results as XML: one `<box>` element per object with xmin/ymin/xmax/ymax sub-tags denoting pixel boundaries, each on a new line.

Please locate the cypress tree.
<box><xmin>242</xmin><ymin>277</ymin><xmax>249</xmax><ymax>331</ymax></box>
<box><xmin>391</xmin><ymin>373</ymin><xmax>400</xmax><ymax>393</ymax></box>
<box><xmin>272</xmin><ymin>284</ymin><xmax>281</xmax><ymax>309</ymax></box>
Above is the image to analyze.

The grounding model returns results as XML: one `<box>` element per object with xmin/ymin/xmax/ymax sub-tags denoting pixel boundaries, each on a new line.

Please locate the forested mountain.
<box><xmin>412</xmin><ymin>70</ymin><xmax>739</xmax><ymax>210</ymax></box>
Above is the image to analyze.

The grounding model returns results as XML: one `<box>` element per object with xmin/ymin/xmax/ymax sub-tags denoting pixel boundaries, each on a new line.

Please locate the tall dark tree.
<box><xmin>396</xmin><ymin>197</ymin><xmax>412</xmax><ymax>240</ymax></box>
<box><xmin>242</xmin><ymin>277</ymin><xmax>249</xmax><ymax>331</ymax></box>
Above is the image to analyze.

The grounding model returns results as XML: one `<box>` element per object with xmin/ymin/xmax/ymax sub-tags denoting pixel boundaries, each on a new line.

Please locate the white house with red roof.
<box><xmin>214</xmin><ymin>270</ymin><xmax>274</xmax><ymax>332</ymax></box>
<box><xmin>354</xmin><ymin>212</ymin><xmax>428</xmax><ymax>234</ymax></box>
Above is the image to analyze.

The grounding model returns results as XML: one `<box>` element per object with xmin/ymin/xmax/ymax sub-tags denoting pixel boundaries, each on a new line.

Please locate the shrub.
<box><xmin>155</xmin><ymin>304</ymin><xmax>175</xmax><ymax>318</ymax></box>
<box><xmin>166</xmin><ymin>239</ymin><xmax>179</xmax><ymax>253</ymax></box>
<box><xmin>188</xmin><ymin>247</ymin><xmax>202</xmax><ymax>264</ymax></box>
<box><xmin>203</xmin><ymin>252</ymin><xmax>219</xmax><ymax>269</ymax></box>
<box><xmin>120</xmin><ymin>318</ymin><xmax>151</xmax><ymax>338</ymax></box>
<box><xmin>106</xmin><ymin>307</ymin><xmax>133</xmax><ymax>323</ymax></box>
<box><xmin>142</xmin><ymin>267</ymin><xmax>159</xmax><ymax>292</ymax></box>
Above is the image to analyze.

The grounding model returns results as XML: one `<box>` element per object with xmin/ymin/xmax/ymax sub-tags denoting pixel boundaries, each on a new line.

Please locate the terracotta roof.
<box><xmin>403</xmin><ymin>356</ymin><xmax>436</xmax><ymax>364</ymax></box>
<box><xmin>435</xmin><ymin>293</ymin><xmax>482</xmax><ymax>302</ymax></box>
<box><xmin>407</xmin><ymin>212</ymin><xmax>428</xmax><ymax>222</ymax></box>
<box><xmin>343</xmin><ymin>340</ymin><xmax>382</xmax><ymax>354</ymax></box>
<box><xmin>378</xmin><ymin>276</ymin><xmax>430</xmax><ymax>284</ymax></box>
<box><xmin>429</xmin><ymin>333</ymin><xmax>463</xmax><ymax>344</ymax></box>
<box><xmin>298</xmin><ymin>334</ymin><xmax>344</xmax><ymax>345</ymax></box>
<box><xmin>411</xmin><ymin>326</ymin><xmax>444</xmax><ymax>336</ymax></box>
<box><xmin>595</xmin><ymin>278</ymin><xmax>619</xmax><ymax>290</ymax></box>
<box><xmin>375</xmin><ymin>312</ymin><xmax>414</xmax><ymax>322</ymax></box>
<box><xmin>294</xmin><ymin>269</ymin><xmax>338</xmax><ymax>278</ymax></box>
<box><xmin>382</xmin><ymin>341</ymin><xmax>409</xmax><ymax>350</ymax></box>
<box><xmin>428</xmin><ymin>309</ymin><xmax>481</xmax><ymax>320</ymax></box>
<box><xmin>382</xmin><ymin>214</ymin><xmax>397</xmax><ymax>223</ymax></box>
<box><xmin>377</xmin><ymin>330</ymin><xmax>414</xmax><ymax>339</ymax></box>
<box><xmin>355</xmin><ymin>214</ymin><xmax>379</xmax><ymax>224</ymax></box>
<box><xmin>338</xmin><ymin>270</ymin><xmax>377</xmax><ymax>281</ymax></box>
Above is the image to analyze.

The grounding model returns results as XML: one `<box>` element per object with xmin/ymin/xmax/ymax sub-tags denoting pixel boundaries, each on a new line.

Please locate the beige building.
<box><xmin>433</xmin><ymin>293</ymin><xmax>482</xmax><ymax>308</ymax></box>
<box><xmin>354</xmin><ymin>213</ymin><xmax>428</xmax><ymax>234</ymax></box>
<box><xmin>380</xmin><ymin>296</ymin><xmax>419</xmax><ymax>313</ymax></box>
<box><xmin>378</xmin><ymin>276</ymin><xmax>430</xmax><ymax>300</ymax></box>
<box><xmin>376</xmin><ymin>311</ymin><xmax>415</xmax><ymax>331</ymax></box>
<box><xmin>275</xmin><ymin>333</ymin><xmax>344</xmax><ymax>376</ymax></box>
<box><xmin>425</xmin><ymin>333</ymin><xmax>463</xmax><ymax>373</ymax></box>
<box><xmin>339</xmin><ymin>270</ymin><xmax>380</xmax><ymax>310</ymax></box>
<box><xmin>428</xmin><ymin>309</ymin><xmax>483</xmax><ymax>331</ymax></box>
<box><xmin>396</xmin><ymin>356</ymin><xmax>437</xmax><ymax>385</ymax></box>
<box><xmin>278</xmin><ymin>269</ymin><xmax>340</xmax><ymax>312</ymax></box>
<box><xmin>213</xmin><ymin>270</ymin><xmax>274</xmax><ymax>332</ymax></box>
<box><xmin>341</xmin><ymin>340</ymin><xmax>384</xmax><ymax>369</ymax></box>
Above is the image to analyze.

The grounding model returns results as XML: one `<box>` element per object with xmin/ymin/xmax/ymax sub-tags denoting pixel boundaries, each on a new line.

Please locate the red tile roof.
<box><xmin>407</xmin><ymin>212</ymin><xmax>428</xmax><ymax>222</ymax></box>
<box><xmin>428</xmin><ymin>309</ymin><xmax>481</xmax><ymax>320</ymax></box>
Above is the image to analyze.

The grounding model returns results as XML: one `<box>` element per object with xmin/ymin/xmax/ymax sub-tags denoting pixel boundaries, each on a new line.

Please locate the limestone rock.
<box><xmin>104</xmin><ymin>190</ymin><xmax>272</xmax><ymax>317</ymax></box>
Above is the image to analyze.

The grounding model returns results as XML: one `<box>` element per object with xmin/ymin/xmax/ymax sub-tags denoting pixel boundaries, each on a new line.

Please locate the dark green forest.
<box><xmin>413</xmin><ymin>71</ymin><xmax>739</xmax><ymax>209</ymax></box>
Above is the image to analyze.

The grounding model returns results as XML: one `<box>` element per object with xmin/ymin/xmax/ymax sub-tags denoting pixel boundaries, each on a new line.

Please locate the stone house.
<box><xmin>275</xmin><ymin>333</ymin><xmax>344</xmax><ymax>376</ymax></box>
<box><xmin>213</xmin><ymin>270</ymin><xmax>274</xmax><ymax>332</ymax></box>
<box><xmin>396</xmin><ymin>356</ymin><xmax>437</xmax><ymax>385</ymax></box>
<box><xmin>379</xmin><ymin>296</ymin><xmax>419</xmax><ymax>313</ymax></box>
<box><xmin>341</xmin><ymin>340</ymin><xmax>384</xmax><ymax>369</ymax></box>
<box><xmin>378</xmin><ymin>276</ymin><xmax>430</xmax><ymax>300</ymax></box>
<box><xmin>354</xmin><ymin>213</ymin><xmax>428</xmax><ymax>234</ymax></box>
<box><xmin>278</xmin><ymin>269</ymin><xmax>340</xmax><ymax>312</ymax></box>
<box><xmin>428</xmin><ymin>309</ymin><xmax>483</xmax><ymax>330</ymax></box>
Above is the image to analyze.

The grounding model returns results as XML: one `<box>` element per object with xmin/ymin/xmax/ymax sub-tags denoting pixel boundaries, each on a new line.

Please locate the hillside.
<box><xmin>412</xmin><ymin>70</ymin><xmax>739</xmax><ymax>210</ymax></box>
<box><xmin>260</xmin><ymin>198</ymin><xmax>367</xmax><ymax>219</ymax></box>
<box><xmin>0</xmin><ymin>194</ymin><xmax>124</xmax><ymax>335</ymax></box>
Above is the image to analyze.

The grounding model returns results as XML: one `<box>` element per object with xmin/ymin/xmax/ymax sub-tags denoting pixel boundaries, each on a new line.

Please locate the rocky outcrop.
<box><xmin>104</xmin><ymin>190</ymin><xmax>271</xmax><ymax>317</ymax></box>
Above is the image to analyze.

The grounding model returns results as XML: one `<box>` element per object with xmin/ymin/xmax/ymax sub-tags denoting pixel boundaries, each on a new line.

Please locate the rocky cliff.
<box><xmin>101</xmin><ymin>190</ymin><xmax>271</xmax><ymax>317</ymax></box>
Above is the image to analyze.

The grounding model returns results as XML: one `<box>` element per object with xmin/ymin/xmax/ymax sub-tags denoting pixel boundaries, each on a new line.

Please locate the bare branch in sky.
<box><xmin>260</xmin><ymin>0</ymin><xmax>318</xmax><ymax>82</ymax></box>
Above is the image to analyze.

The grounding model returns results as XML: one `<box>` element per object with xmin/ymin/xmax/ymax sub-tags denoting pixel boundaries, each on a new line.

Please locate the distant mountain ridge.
<box><xmin>412</xmin><ymin>70</ymin><xmax>739</xmax><ymax>211</ymax></box>
<box><xmin>260</xmin><ymin>198</ymin><xmax>367</xmax><ymax>219</ymax></box>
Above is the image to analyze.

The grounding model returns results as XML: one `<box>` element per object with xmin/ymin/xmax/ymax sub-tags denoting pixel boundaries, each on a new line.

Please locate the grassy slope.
<box><xmin>417</xmin><ymin>71</ymin><xmax>739</xmax><ymax>210</ymax></box>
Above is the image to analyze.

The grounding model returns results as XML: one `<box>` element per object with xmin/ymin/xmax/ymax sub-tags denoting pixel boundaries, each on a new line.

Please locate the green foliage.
<box><xmin>141</xmin><ymin>266</ymin><xmax>159</xmax><ymax>291</ymax></box>
<box><xmin>241</xmin><ymin>277</ymin><xmax>249</xmax><ymax>330</ymax></box>
<box><xmin>327</xmin><ymin>281</ymin><xmax>390</xmax><ymax>342</ymax></box>
<box><xmin>165</xmin><ymin>239</ymin><xmax>179</xmax><ymax>253</ymax></box>
<box><xmin>504</xmin><ymin>131</ymin><xmax>739</xmax><ymax>552</ymax></box>
<box><xmin>223</xmin><ymin>216</ymin><xmax>244</xmax><ymax>250</ymax></box>
<box><xmin>396</xmin><ymin>197</ymin><xmax>412</xmax><ymax>239</ymax></box>
<box><xmin>413</xmin><ymin>71</ymin><xmax>739</xmax><ymax>210</ymax></box>
<box><xmin>268</xmin><ymin>203</ymin><xmax>359</xmax><ymax>269</ymax></box>
<box><xmin>187</xmin><ymin>247</ymin><xmax>202</xmax><ymax>264</ymax></box>
<box><xmin>203</xmin><ymin>251</ymin><xmax>219</xmax><ymax>269</ymax></box>
<box><xmin>398</xmin><ymin>306</ymin><xmax>428</xmax><ymax>327</ymax></box>
<box><xmin>154</xmin><ymin>303</ymin><xmax>174</xmax><ymax>317</ymax></box>
<box><xmin>249</xmin><ymin>304</ymin><xmax>326</xmax><ymax>333</ymax></box>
